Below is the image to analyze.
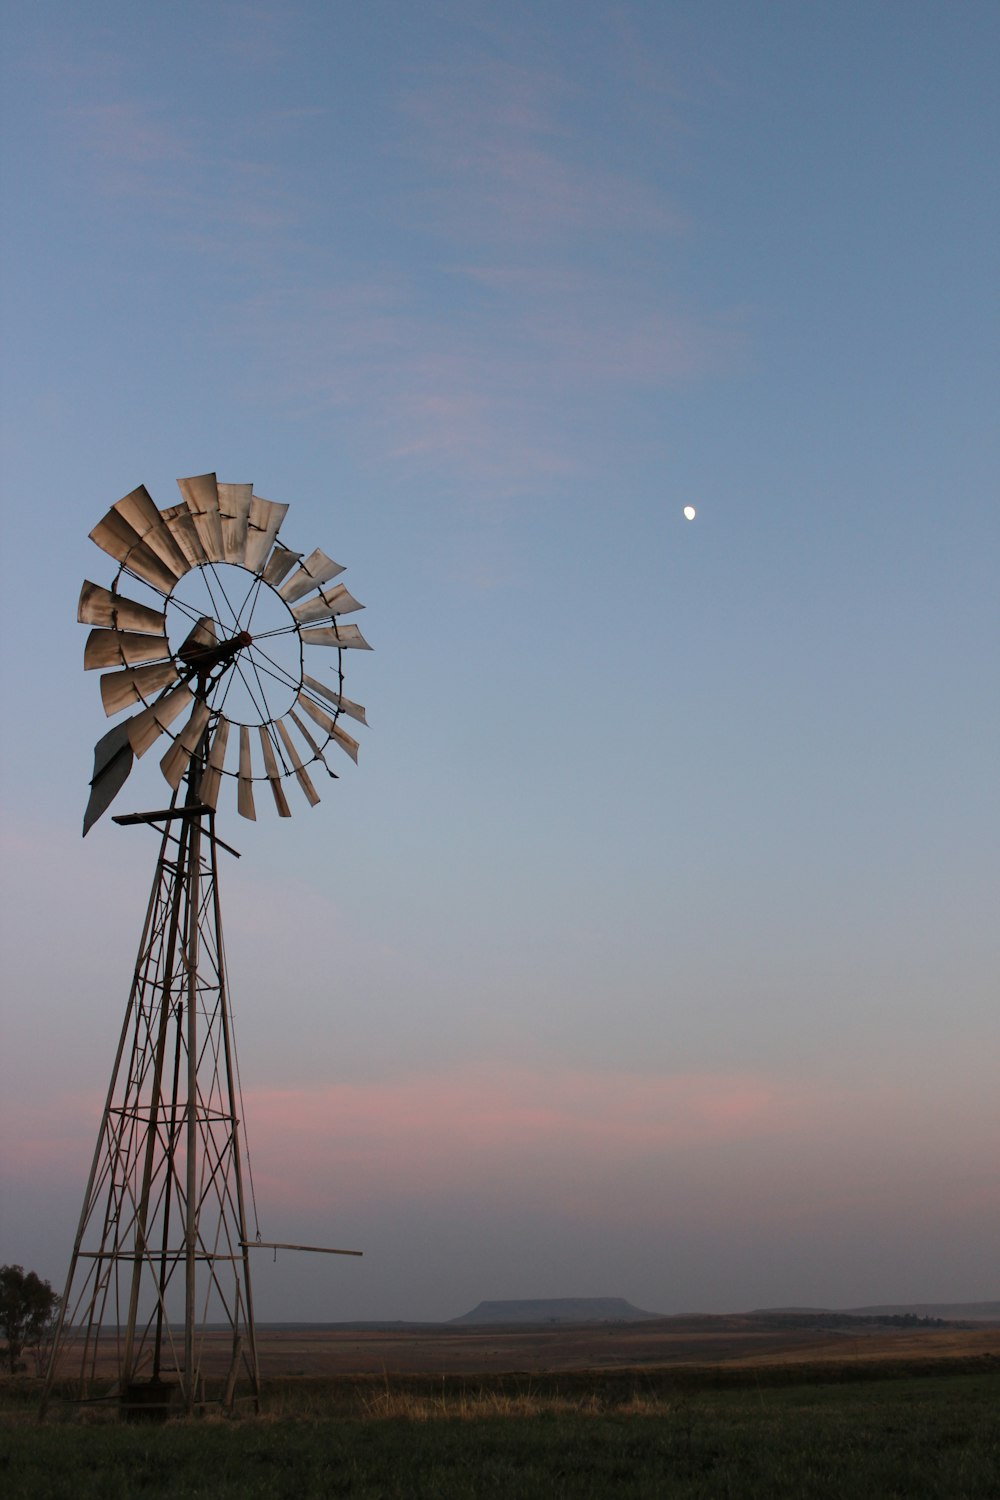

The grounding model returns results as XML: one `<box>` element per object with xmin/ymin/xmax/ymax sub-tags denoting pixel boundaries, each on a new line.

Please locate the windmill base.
<box><xmin>121</xmin><ymin>1377</ymin><xmax>179</xmax><ymax>1423</ymax></box>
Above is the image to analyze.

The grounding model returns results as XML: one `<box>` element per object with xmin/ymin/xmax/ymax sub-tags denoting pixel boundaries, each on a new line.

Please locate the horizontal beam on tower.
<box><xmin>243</xmin><ymin>1240</ymin><xmax>363</xmax><ymax>1258</ymax></box>
<box><xmin>113</xmin><ymin>806</ymin><xmax>241</xmax><ymax>858</ymax></box>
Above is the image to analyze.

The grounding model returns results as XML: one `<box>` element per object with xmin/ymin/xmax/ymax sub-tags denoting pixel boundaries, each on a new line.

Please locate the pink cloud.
<box><xmin>0</xmin><ymin>1064</ymin><xmax>797</xmax><ymax>1223</ymax></box>
<box><xmin>4</xmin><ymin>1058</ymin><xmax>997</xmax><ymax>1262</ymax></box>
<box><xmin>0</xmin><ymin>1091</ymin><xmax>102</xmax><ymax>1183</ymax></box>
<box><xmin>240</xmin><ymin>1065</ymin><xmax>800</xmax><ymax>1210</ymax></box>
<box><xmin>68</xmin><ymin>100</ymin><xmax>190</xmax><ymax>169</ymax></box>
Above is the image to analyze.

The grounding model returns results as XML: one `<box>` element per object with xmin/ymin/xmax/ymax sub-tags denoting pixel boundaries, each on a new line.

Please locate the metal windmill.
<box><xmin>41</xmin><ymin>475</ymin><xmax>370</xmax><ymax>1417</ymax></box>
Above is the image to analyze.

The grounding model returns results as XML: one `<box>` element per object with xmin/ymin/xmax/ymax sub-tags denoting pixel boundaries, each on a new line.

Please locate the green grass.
<box><xmin>2</xmin><ymin>1370</ymin><xmax>998</xmax><ymax>1498</ymax></box>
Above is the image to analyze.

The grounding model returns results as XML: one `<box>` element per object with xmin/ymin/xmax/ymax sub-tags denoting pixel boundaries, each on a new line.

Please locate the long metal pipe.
<box><xmin>120</xmin><ymin>809</ymin><xmax>192</xmax><ymax>1387</ymax></box>
<box><xmin>183</xmin><ymin>748</ymin><xmax>205</xmax><ymax>1412</ymax></box>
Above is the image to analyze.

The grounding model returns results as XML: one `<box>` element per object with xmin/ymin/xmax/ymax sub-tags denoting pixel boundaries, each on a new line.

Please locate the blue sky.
<box><xmin>1</xmin><ymin>1</ymin><xmax>997</xmax><ymax>1320</ymax></box>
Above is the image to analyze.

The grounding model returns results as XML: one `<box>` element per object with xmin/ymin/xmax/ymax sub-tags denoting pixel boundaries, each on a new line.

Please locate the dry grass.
<box><xmin>348</xmin><ymin>1381</ymin><xmax>675</xmax><ymax>1422</ymax></box>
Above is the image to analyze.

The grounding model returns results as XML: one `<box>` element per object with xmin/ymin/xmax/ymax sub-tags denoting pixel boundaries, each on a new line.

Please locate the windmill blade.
<box><xmin>200</xmin><ymin>717</ymin><xmax>231</xmax><ymax>810</ymax></box>
<box><xmin>296</xmin><ymin>691</ymin><xmax>360</xmax><ymax>762</ymax></box>
<box><xmin>100</xmin><ymin>660</ymin><xmax>180</xmax><ymax>717</ymax></box>
<box><xmin>289</xmin><ymin>708</ymin><xmax>338</xmax><ymax>778</ymax></box>
<box><xmin>112</xmin><ymin>482</ymin><xmax>162</xmax><ymax>536</ymax></box>
<box><xmin>300</xmin><ymin>623</ymin><xmax>372</xmax><ymax>651</ymax></box>
<box><xmin>79</xmin><ymin>581</ymin><xmax>166</xmax><ymax>635</ymax></box>
<box><xmin>162</xmin><ymin>502</ymin><xmax>209</xmax><ymax>567</ymax></box>
<box><xmin>258</xmin><ymin>727</ymin><xmax>292</xmax><ymax>817</ymax></box>
<box><xmin>237</xmin><ymin>726</ymin><xmax>257</xmax><ymax>820</ymax></box>
<box><xmin>296</xmin><ymin>691</ymin><xmax>335</xmax><ymax>735</ymax></box>
<box><xmin>84</xmin><ymin>627</ymin><xmax>171</xmax><ymax>671</ymax></box>
<box><xmin>301</xmin><ymin>673</ymin><xmax>368</xmax><ymax>725</ymax></box>
<box><xmin>244</xmin><ymin>496</ymin><xmax>289</xmax><ymax>574</ymax></box>
<box><xmin>275</xmin><ymin>717</ymin><xmax>320</xmax><ymax>806</ymax></box>
<box><xmin>90</xmin><ymin>510</ymin><xmax>181</xmax><ymax>594</ymax></box>
<box><xmin>289</xmin><ymin>584</ymin><xmax>365</xmax><ymax>625</ymax></box>
<box><xmin>113</xmin><ymin>486</ymin><xmax>191</xmax><ymax>577</ymax></box>
<box><xmin>160</xmin><ymin>700</ymin><xmax>212</xmax><ymax>790</ymax></box>
<box><xmin>83</xmin><ymin>722</ymin><xmax>134</xmax><ymax>837</ymax></box>
<box><xmin>127</xmin><ymin>682</ymin><xmax>194</xmax><ymax>757</ymax></box>
<box><xmin>90</xmin><ymin>508</ymin><xmax>139</xmax><ymax>562</ymax></box>
<box><xmin>261</xmin><ymin>543</ymin><xmax>302</xmax><ymax>586</ymax></box>
<box><xmin>177</xmin><ymin>473</ymin><xmax>225</xmax><ymax>561</ymax></box>
<box><xmin>277</xmin><ymin>549</ymin><xmax>346</xmax><ymax>605</ymax></box>
<box><xmin>143</xmin><ymin>518</ymin><xmax>193</xmax><ymax>578</ymax></box>
<box><xmin>218</xmin><ymin>482</ymin><xmax>253</xmax><ymax>565</ymax></box>
<box><xmin>330</xmin><ymin>722</ymin><xmax>359</xmax><ymax>763</ymax></box>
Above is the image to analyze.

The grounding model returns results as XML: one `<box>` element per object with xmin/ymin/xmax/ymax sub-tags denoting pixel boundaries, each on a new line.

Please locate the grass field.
<box><xmin>4</xmin><ymin>1361</ymin><xmax>999</xmax><ymax>1498</ymax></box>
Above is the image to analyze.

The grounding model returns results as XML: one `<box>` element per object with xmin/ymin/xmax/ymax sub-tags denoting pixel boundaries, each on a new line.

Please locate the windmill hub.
<box><xmin>179</xmin><ymin>628</ymin><xmax>254</xmax><ymax>674</ymax></box>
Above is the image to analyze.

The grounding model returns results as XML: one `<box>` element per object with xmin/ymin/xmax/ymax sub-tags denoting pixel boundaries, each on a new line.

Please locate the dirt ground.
<box><xmin>45</xmin><ymin>1314</ymin><xmax>999</xmax><ymax>1386</ymax></box>
<box><xmin>248</xmin><ymin>1316</ymin><xmax>1000</xmax><ymax>1378</ymax></box>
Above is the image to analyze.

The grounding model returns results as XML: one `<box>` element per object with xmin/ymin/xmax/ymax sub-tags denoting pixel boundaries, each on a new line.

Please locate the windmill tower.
<box><xmin>42</xmin><ymin>475</ymin><xmax>370</xmax><ymax>1417</ymax></box>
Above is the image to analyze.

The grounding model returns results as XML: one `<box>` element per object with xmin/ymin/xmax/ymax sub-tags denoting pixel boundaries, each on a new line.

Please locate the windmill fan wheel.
<box><xmin>80</xmin><ymin>472</ymin><xmax>371</xmax><ymax>834</ymax></box>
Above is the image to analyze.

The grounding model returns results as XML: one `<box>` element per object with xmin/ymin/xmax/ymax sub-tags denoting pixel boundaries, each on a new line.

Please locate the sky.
<box><xmin>0</xmin><ymin>1</ymin><xmax>997</xmax><ymax>1323</ymax></box>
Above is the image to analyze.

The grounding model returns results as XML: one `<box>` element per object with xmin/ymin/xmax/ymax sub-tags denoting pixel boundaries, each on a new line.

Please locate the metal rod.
<box><xmin>113</xmin><ymin>806</ymin><xmax>214</xmax><ymax>824</ymax></box>
<box><xmin>210</xmin><ymin>808</ymin><xmax>261</xmax><ymax>1408</ymax></box>
<box><xmin>183</xmin><ymin>758</ymin><xmax>203</xmax><ymax>1414</ymax></box>
<box><xmin>73</xmin><ymin>1250</ymin><xmax>254</xmax><ymax>1262</ymax></box>
<box><xmin>121</xmin><ymin>803</ymin><xmax>192</xmax><ymax>1387</ymax></box>
<box><xmin>114</xmin><ymin>807</ymin><xmax>241</xmax><ymax>859</ymax></box>
<box><xmin>243</xmin><ymin>1241</ymin><xmax>363</xmax><ymax>1257</ymax></box>
<box><xmin>152</xmin><ymin>998</ymin><xmax>185</xmax><ymax>1378</ymax></box>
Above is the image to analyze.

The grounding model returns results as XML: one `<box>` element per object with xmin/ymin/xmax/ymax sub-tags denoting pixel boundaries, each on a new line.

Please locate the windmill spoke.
<box><xmin>230</xmin><ymin>655</ymin><xmax>271</xmax><ymax>730</ymax></box>
<box><xmin>210</xmin><ymin>664</ymin><xmax>238</xmax><ymax>721</ymax></box>
<box><xmin>243</xmin><ymin>623</ymin><xmax>300</xmax><ymax>642</ymax></box>
<box><xmin>237</xmin><ymin>574</ymin><xmax>267</xmax><ymax>634</ymax></box>
<box><xmin>202</xmin><ymin>562</ymin><xmax>245</xmax><ymax>635</ymax></box>
<box><xmin>246</xmin><ymin>641</ymin><xmax>301</xmax><ymax>694</ymax></box>
<box><xmin>245</xmin><ymin>650</ymin><xmax>283</xmax><ymax>733</ymax></box>
<box><xmin>198</xmin><ymin>568</ymin><xmax>231</xmax><ymax>636</ymax></box>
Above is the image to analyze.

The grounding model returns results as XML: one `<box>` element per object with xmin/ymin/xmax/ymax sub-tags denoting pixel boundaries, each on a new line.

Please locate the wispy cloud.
<box><xmin>34</xmin><ymin>24</ymin><xmax>745</xmax><ymax>499</ymax></box>
<box><xmin>4</xmin><ymin>1057</ymin><xmax>996</xmax><ymax>1267</ymax></box>
<box><xmin>243</xmin><ymin>55</ymin><xmax>741</xmax><ymax>488</ymax></box>
<box><xmin>241</xmin><ymin>1065</ymin><xmax>799</xmax><ymax>1211</ymax></box>
<box><xmin>0</xmin><ymin>1063</ymin><xmax>792</xmax><ymax>1197</ymax></box>
<box><xmin>63</xmin><ymin>95</ymin><xmax>297</xmax><ymax>251</ymax></box>
<box><xmin>395</xmin><ymin>58</ymin><xmax>689</xmax><ymax>246</ymax></box>
<box><xmin>227</xmin><ymin>1061</ymin><xmax>1000</xmax><ymax>1238</ymax></box>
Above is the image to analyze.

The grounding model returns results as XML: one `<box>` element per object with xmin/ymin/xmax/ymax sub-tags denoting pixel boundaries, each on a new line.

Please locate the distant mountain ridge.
<box><xmin>755</xmin><ymin>1302</ymin><xmax>1000</xmax><ymax>1323</ymax></box>
<box><xmin>453</xmin><ymin>1297</ymin><xmax>1000</xmax><ymax>1327</ymax></box>
<box><xmin>845</xmin><ymin>1301</ymin><xmax>1000</xmax><ymax>1322</ymax></box>
<box><xmin>452</xmin><ymin>1298</ymin><xmax>658</xmax><ymax>1324</ymax></box>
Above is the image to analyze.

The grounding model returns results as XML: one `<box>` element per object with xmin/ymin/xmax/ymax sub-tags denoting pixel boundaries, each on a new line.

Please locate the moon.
<box><xmin>683</xmin><ymin>505</ymin><xmax>697</xmax><ymax>521</ymax></box>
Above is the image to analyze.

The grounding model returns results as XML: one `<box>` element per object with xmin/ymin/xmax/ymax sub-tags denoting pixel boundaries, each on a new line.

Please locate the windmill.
<box><xmin>41</xmin><ymin>475</ymin><xmax>371</xmax><ymax>1418</ymax></box>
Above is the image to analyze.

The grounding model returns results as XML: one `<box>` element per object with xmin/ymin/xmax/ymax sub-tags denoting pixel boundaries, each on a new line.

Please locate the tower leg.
<box><xmin>41</xmin><ymin>787</ymin><xmax>260</xmax><ymax>1419</ymax></box>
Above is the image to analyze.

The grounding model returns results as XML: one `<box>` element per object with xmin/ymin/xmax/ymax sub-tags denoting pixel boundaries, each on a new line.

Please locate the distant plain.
<box><xmin>250</xmin><ymin>1312</ymin><xmax>1000</xmax><ymax>1379</ymax></box>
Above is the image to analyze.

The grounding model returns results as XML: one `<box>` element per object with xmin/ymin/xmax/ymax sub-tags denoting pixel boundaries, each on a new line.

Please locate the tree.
<box><xmin>0</xmin><ymin>1265</ymin><xmax>60</xmax><ymax>1374</ymax></box>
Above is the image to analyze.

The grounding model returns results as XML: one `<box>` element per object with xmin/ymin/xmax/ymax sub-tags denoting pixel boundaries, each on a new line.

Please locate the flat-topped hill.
<box><xmin>452</xmin><ymin>1297</ymin><xmax>659</xmax><ymax>1325</ymax></box>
